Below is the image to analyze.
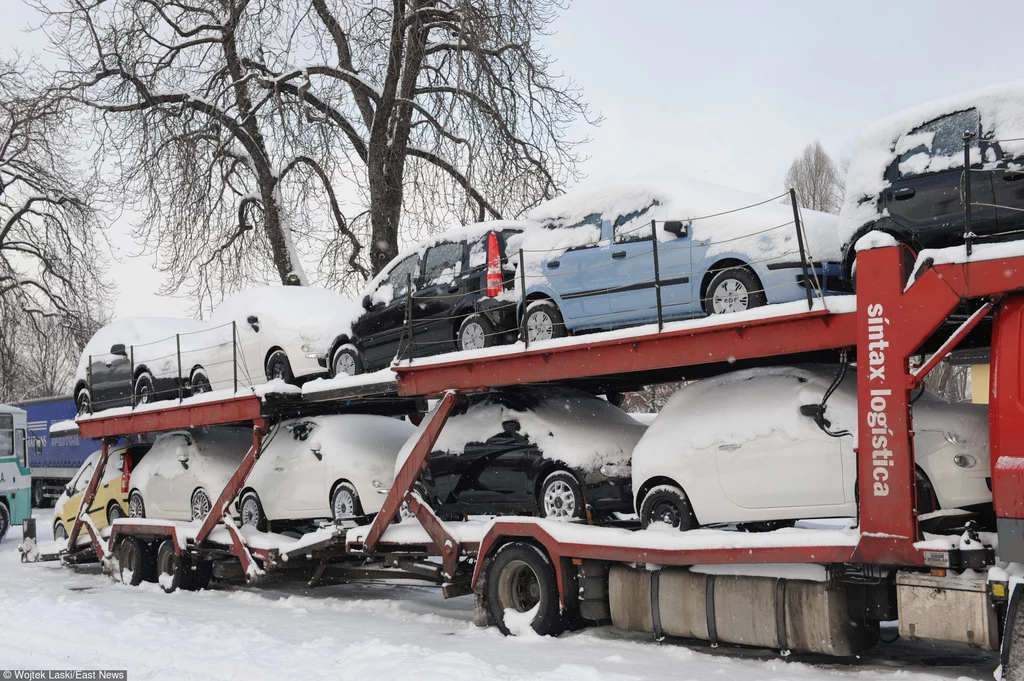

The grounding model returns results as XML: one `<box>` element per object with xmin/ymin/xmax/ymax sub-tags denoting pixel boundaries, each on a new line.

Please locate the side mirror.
<box><xmin>246</xmin><ymin>315</ymin><xmax>260</xmax><ymax>332</ymax></box>
<box><xmin>502</xmin><ymin>419</ymin><xmax>521</xmax><ymax>434</ymax></box>
<box><xmin>799</xmin><ymin>404</ymin><xmax>831</xmax><ymax>429</ymax></box>
<box><xmin>663</xmin><ymin>220</ymin><xmax>689</xmax><ymax>237</ymax></box>
<box><xmin>64</xmin><ymin>484</ymin><xmax>73</xmax><ymax>496</ymax></box>
<box><xmin>175</xmin><ymin>446</ymin><xmax>189</xmax><ymax>464</ymax></box>
<box><xmin>110</xmin><ymin>343</ymin><xmax>127</xmax><ymax>357</ymax></box>
<box><xmin>362</xmin><ymin>294</ymin><xmax>373</xmax><ymax>311</ymax></box>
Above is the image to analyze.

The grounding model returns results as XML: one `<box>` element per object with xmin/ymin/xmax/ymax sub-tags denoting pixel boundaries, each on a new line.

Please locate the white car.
<box><xmin>238</xmin><ymin>414</ymin><xmax>415</xmax><ymax>530</ymax></box>
<box><xmin>198</xmin><ymin>286</ymin><xmax>363</xmax><ymax>390</ymax></box>
<box><xmin>631</xmin><ymin>366</ymin><xmax>991</xmax><ymax>530</ymax></box>
<box><xmin>128</xmin><ymin>427</ymin><xmax>253</xmax><ymax>521</ymax></box>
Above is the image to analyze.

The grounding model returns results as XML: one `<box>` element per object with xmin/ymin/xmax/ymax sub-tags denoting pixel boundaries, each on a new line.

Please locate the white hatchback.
<box><xmin>631</xmin><ymin>366</ymin><xmax>991</xmax><ymax>530</ymax></box>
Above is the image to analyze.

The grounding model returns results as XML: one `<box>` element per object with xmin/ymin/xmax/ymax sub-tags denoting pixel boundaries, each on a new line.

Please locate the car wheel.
<box><xmin>916</xmin><ymin>468</ymin><xmax>938</xmax><ymax>516</ymax></box>
<box><xmin>239</xmin><ymin>491</ymin><xmax>268</xmax><ymax>532</ymax></box>
<box><xmin>190</xmin><ymin>368</ymin><xmax>212</xmax><ymax>395</ymax></box>
<box><xmin>107</xmin><ymin>502</ymin><xmax>126</xmax><ymax>525</ymax></box>
<box><xmin>640</xmin><ymin>484</ymin><xmax>698</xmax><ymax>531</ymax></box>
<box><xmin>190</xmin><ymin>488</ymin><xmax>212</xmax><ymax>522</ymax></box>
<box><xmin>523</xmin><ymin>300</ymin><xmax>566</xmax><ymax>343</ymax></box>
<box><xmin>459</xmin><ymin>313</ymin><xmax>495</xmax><ymax>351</ymax></box>
<box><xmin>266</xmin><ymin>349</ymin><xmax>295</xmax><ymax>383</ymax></box>
<box><xmin>134</xmin><ymin>371</ymin><xmax>156</xmax><ymax>405</ymax></box>
<box><xmin>53</xmin><ymin>521</ymin><xmax>68</xmax><ymax>541</ymax></box>
<box><xmin>705</xmin><ymin>266</ymin><xmax>767</xmax><ymax>314</ymax></box>
<box><xmin>331</xmin><ymin>344</ymin><xmax>363</xmax><ymax>378</ymax></box>
<box><xmin>538</xmin><ymin>471</ymin><xmax>585</xmax><ymax>520</ymax></box>
<box><xmin>0</xmin><ymin>503</ymin><xmax>9</xmax><ymax>542</ymax></box>
<box><xmin>118</xmin><ymin>536</ymin><xmax>147</xmax><ymax>586</ymax></box>
<box><xmin>331</xmin><ymin>481</ymin><xmax>363</xmax><ymax>522</ymax></box>
<box><xmin>76</xmin><ymin>389</ymin><xmax>92</xmax><ymax>415</ymax></box>
<box><xmin>486</xmin><ymin>542</ymin><xmax>569</xmax><ymax>636</ymax></box>
<box><xmin>128</xmin><ymin>491</ymin><xmax>146</xmax><ymax>518</ymax></box>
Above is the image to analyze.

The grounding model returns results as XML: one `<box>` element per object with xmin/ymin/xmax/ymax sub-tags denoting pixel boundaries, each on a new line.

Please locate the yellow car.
<box><xmin>53</xmin><ymin>443</ymin><xmax>151</xmax><ymax>540</ymax></box>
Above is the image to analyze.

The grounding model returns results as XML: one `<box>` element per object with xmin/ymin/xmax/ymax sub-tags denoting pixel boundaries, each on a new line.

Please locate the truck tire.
<box><xmin>118</xmin><ymin>536</ymin><xmax>148</xmax><ymax>586</ymax></box>
<box><xmin>32</xmin><ymin>482</ymin><xmax>49</xmax><ymax>509</ymax></box>
<box><xmin>486</xmin><ymin>542</ymin><xmax>568</xmax><ymax>636</ymax></box>
<box><xmin>157</xmin><ymin>539</ymin><xmax>205</xmax><ymax>593</ymax></box>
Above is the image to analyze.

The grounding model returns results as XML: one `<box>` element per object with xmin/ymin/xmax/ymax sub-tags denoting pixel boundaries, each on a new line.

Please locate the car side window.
<box><xmin>897</xmin><ymin>109</ymin><xmax>981</xmax><ymax>178</ymax></box>
<box><xmin>423</xmin><ymin>242</ymin><xmax>465</xmax><ymax>285</ymax></box>
<box><xmin>75</xmin><ymin>463</ymin><xmax>95</xmax><ymax>493</ymax></box>
<box><xmin>383</xmin><ymin>255</ymin><xmax>421</xmax><ymax>299</ymax></box>
<box><xmin>613</xmin><ymin>203</ymin><xmax>658</xmax><ymax>244</ymax></box>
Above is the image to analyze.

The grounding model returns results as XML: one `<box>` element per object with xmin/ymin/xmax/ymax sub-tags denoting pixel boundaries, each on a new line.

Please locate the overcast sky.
<box><xmin>4</xmin><ymin>0</ymin><xmax>1024</xmax><ymax>320</ymax></box>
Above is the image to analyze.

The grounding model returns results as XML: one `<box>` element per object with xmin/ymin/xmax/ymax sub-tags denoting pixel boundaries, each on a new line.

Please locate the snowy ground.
<box><xmin>0</xmin><ymin>510</ymin><xmax>998</xmax><ymax>681</ymax></box>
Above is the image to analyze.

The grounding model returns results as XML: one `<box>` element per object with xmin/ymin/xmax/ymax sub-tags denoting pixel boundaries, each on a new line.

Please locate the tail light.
<box><xmin>486</xmin><ymin>232</ymin><xmax>502</xmax><ymax>297</ymax></box>
<box><xmin>121</xmin><ymin>453</ymin><xmax>133</xmax><ymax>494</ymax></box>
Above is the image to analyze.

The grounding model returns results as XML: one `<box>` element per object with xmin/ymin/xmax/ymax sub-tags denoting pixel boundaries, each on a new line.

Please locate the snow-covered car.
<box><xmin>400</xmin><ymin>386</ymin><xmax>647</xmax><ymax>520</ymax></box>
<box><xmin>510</xmin><ymin>181</ymin><xmax>844</xmax><ymax>341</ymax></box>
<box><xmin>237</xmin><ymin>414</ymin><xmax>415</xmax><ymax>530</ymax></box>
<box><xmin>197</xmin><ymin>285</ymin><xmax>362</xmax><ymax>389</ymax></box>
<box><xmin>127</xmin><ymin>427</ymin><xmax>253</xmax><ymax>521</ymax></box>
<box><xmin>631</xmin><ymin>366</ymin><xmax>991</xmax><ymax>530</ymax></box>
<box><xmin>52</xmin><ymin>443</ymin><xmax>151</xmax><ymax>539</ymax></box>
<box><xmin>838</xmin><ymin>81</ymin><xmax>1024</xmax><ymax>280</ymax></box>
<box><xmin>73</xmin><ymin>317</ymin><xmax>209</xmax><ymax>414</ymax></box>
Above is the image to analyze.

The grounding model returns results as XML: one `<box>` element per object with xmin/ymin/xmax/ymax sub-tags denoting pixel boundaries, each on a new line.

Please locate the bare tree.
<box><xmin>37</xmin><ymin>0</ymin><xmax>595</xmax><ymax>301</ymax></box>
<box><xmin>784</xmin><ymin>141</ymin><xmax>846</xmax><ymax>214</ymax></box>
<box><xmin>0</xmin><ymin>58</ymin><xmax>108</xmax><ymax>400</ymax></box>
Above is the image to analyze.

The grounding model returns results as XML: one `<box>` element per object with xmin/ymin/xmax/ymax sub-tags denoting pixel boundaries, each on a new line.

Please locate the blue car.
<box><xmin>508</xmin><ymin>182</ymin><xmax>843</xmax><ymax>341</ymax></box>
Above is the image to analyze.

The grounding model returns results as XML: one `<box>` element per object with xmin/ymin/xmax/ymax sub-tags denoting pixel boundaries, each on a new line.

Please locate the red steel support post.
<box><xmin>361</xmin><ymin>390</ymin><xmax>460</xmax><ymax>554</ymax></box>
<box><xmin>195</xmin><ymin>423</ymin><xmax>265</xmax><ymax>546</ymax></box>
<box><xmin>68</xmin><ymin>436</ymin><xmax>113</xmax><ymax>554</ymax></box>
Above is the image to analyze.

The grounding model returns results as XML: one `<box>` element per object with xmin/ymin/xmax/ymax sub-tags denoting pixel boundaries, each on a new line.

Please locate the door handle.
<box><xmin>612</xmin><ymin>250</ymin><xmax>627</xmax><ymax>259</ymax></box>
<box><xmin>893</xmin><ymin>187</ymin><xmax>916</xmax><ymax>200</ymax></box>
<box><xmin>717</xmin><ymin>443</ymin><xmax>742</xmax><ymax>452</ymax></box>
<box><xmin>547</xmin><ymin>260</ymin><xmax>560</xmax><ymax>269</ymax></box>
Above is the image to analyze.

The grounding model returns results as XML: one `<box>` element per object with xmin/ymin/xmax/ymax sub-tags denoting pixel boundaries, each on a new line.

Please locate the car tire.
<box><xmin>134</xmin><ymin>371</ymin><xmax>156</xmax><ymax>405</ymax></box>
<box><xmin>538</xmin><ymin>471</ymin><xmax>585</xmax><ymax>521</ymax></box>
<box><xmin>118</xmin><ymin>536</ymin><xmax>147</xmax><ymax>586</ymax></box>
<box><xmin>916</xmin><ymin>468</ymin><xmax>938</xmax><ymax>516</ymax></box>
<box><xmin>331</xmin><ymin>344</ymin><xmax>363</xmax><ymax>378</ymax></box>
<box><xmin>239</xmin><ymin>490</ymin><xmax>268</xmax><ymax>532</ymax></box>
<box><xmin>523</xmin><ymin>300</ymin><xmax>566</xmax><ymax>343</ymax></box>
<box><xmin>486</xmin><ymin>542</ymin><xmax>569</xmax><ymax>636</ymax></box>
<box><xmin>0</xmin><ymin>503</ymin><xmax>9</xmax><ymax>543</ymax></box>
<box><xmin>640</xmin><ymin>484</ymin><xmax>698</xmax><ymax>531</ymax></box>
<box><xmin>128</xmin><ymin>490</ymin><xmax>146</xmax><ymax>518</ymax></box>
<box><xmin>190</xmin><ymin>488</ymin><xmax>213</xmax><ymax>522</ymax></box>
<box><xmin>331</xmin><ymin>481</ymin><xmax>363</xmax><ymax>522</ymax></box>
<box><xmin>459</xmin><ymin>313</ymin><xmax>496</xmax><ymax>351</ymax></box>
<box><xmin>76</xmin><ymin>388</ymin><xmax>92</xmax><ymax>415</ymax></box>
<box><xmin>190</xmin><ymin>368</ymin><xmax>212</xmax><ymax>395</ymax></box>
<box><xmin>266</xmin><ymin>349</ymin><xmax>295</xmax><ymax>383</ymax></box>
<box><xmin>107</xmin><ymin>501</ymin><xmax>126</xmax><ymax>526</ymax></box>
<box><xmin>53</xmin><ymin>521</ymin><xmax>68</xmax><ymax>541</ymax></box>
<box><xmin>705</xmin><ymin>266</ymin><xmax>767</xmax><ymax>315</ymax></box>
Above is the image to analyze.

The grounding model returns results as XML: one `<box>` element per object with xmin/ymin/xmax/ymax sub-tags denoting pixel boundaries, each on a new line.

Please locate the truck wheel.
<box><xmin>486</xmin><ymin>542</ymin><xmax>567</xmax><ymax>636</ymax></box>
<box><xmin>32</xmin><ymin>482</ymin><xmax>49</xmax><ymax>509</ymax></box>
<box><xmin>118</xmin><ymin>536</ymin><xmax>147</xmax><ymax>586</ymax></box>
<box><xmin>0</xmin><ymin>504</ymin><xmax>9</xmax><ymax>543</ymax></box>
<box><xmin>640</xmin><ymin>484</ymin><xmax>698</xmax><ymax>531</ymax></box>
<box><xmin>157</xmin><ymin>539</ymin><xmax>186</xmax><ymax>593</ymax></box>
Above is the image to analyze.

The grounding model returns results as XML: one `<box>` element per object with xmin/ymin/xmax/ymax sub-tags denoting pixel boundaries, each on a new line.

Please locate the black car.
<box><xmin>325</xmin><ymin>224</ymin><xmax>527</xmax><ymax>376</ymax></box>
<box><xmin>408</xmin><ymin>386</ymin><xmax>646</xmax><ymax>520</ymax></box>
<box><xmin>840</xmin><ymin>95</ymin><xmax>1024</xmax><ymax>279</ymax></box>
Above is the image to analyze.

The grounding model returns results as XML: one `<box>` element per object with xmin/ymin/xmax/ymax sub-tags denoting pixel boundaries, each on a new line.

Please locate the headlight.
<box><xmin>954</xmin><ymin>454</ymin><xmax>978</xmax><ymax>469</ymax></box>
<box><xmin>300</xmin><ymin>343</ymin><xmax>318</xmax><ymax>354</ymax></box>
<box><xmin>944</xmin><ymin>432</ymin><xmax>962</xmax><ymax>444</ymax></box>
<box><xmin>599</xmin><ymin>463</ymin><xmax>631</xmax><ymax>478</ymax></box>
<box><xmin>372</xmin><ymin>479</ymin><xmax>385</xmax><ymax>489</ymax></box>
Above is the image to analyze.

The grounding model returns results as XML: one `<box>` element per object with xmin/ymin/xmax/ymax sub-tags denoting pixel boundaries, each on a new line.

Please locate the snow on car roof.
<box><xmin>838</xmin><ymin>80</ymin><xmax>1024</xmax><ymax>249</ymax></box>
<box><xmin>209</xmin><ymin>285</ymin><xmax>361</xmax><ymax>347</ymax></box>
<box><xmin>77</xmin><ymin>317</ymin><xmax>210</xmax><ymax>381</ymax></box>
<box><xmin>521</xmin><ymin>180</ymin><xmax>841</xmax><ymax>263</ymax></box>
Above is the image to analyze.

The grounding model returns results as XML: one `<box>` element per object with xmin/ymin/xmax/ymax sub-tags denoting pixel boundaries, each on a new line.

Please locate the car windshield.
<box><xmin>897</xmin><ymin>109</ymin><xmax>981</xmax><ymax>177</ymax></box>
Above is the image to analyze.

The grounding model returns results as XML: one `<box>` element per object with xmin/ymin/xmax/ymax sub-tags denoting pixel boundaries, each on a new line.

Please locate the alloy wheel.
<box><xmin>333</xmin><ymin>488</ymin><xmax>357</xmax><ymax>519</ymax></box>
<box><xmin>240</xmin><ymin>496</ymin><xmax>261</xmax><ymax>527</ymax></box>
<box><xmin>128</xmin><ymin>493</ymin><xmax>145</xmax><ymax>518</ymax></box>
<box><xmin>191</xmin><ymin>489</ymin><xmax>212</xmax><ymax>521</ymax></box>
<box><xmin>712</xmin><ymin>279</ymin><xmax>750</xmax><ymax>313</ymax></box>
<box><xmin>333</xmin><ymin>352</ymin><xmax>356</xmax><ymax>377</ymax></box>
<box><xmin>461</xmin><ymin>321</ymin><xmax>487</xmax><ymax>350</ymax></box>
<box><xmin>527</xmin><ymin>311</ymin><xmax>554</xmax><ymax>342</ymax></box>
<box><xmin>543</xmin><ymin>480</ymin><xmax>577</xmax><ymax>518</ymax></box>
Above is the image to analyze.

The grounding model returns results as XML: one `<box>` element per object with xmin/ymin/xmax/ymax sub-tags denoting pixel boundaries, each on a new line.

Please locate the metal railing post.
<box><xmin>964</xmin><ymin>132</ymin><xmax>975</xmax><ymax>257</ymax></box>
<box><xmin>86</xmin><ymin>355</ymin><xmax>92</xmax><ymax>413</ymax></box>
<box><xmin>176</xmin><ymin>333</ymin><xmax>183</xmax><ymax>402</ymax></box>
<box><xmin>519</xmin><ymin>249</ymin><xmax>529</xmax><ymax>349</ymax></box>
<box><xmin>789</xmin><ymin>188</ymin><xmax>815</xmax><ymax>311</ymax></box>
<box><xmin>232</xmin><ymin>321</ymin><xmax>238</xmax><ymax>393</ymax></box>
<box><xmin>129</xmin><ymin>346</ymin><xmax>135</xmax><ymax>409</ymax></box>
<box><xmin>405</xmin><ymin>272</ymin><xmax>414</xmax><ymax>364</ymax></box>
<box><xmin>651</xmin><ymin>219</ymin><xmax>664</xmax><ymax>332</ymax></box>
